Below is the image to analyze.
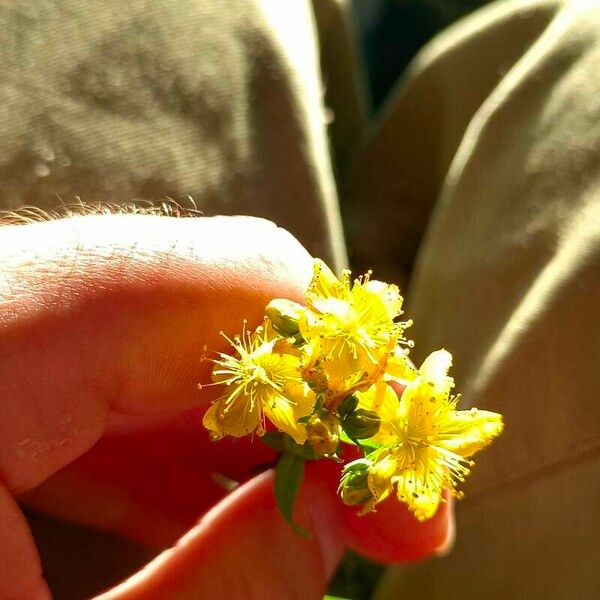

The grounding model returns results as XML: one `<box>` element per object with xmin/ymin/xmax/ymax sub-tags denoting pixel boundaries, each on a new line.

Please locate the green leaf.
<box><xmin>339</xmin><ymin>393</ymin><xmax>358</xmax><ymax>418</ymax></box>
<box><xmin>274</xmin><ymin>453</ymin><xmax>311</xmax><ymax>538</ymax></box>
<box><xmin>340</xmin><ymin>429</ymin><xmax>383</xmax><ymax>454</ymax></box>
<box><xmin>292</xmin><ymin>332</ymin><xmax>307</xmax><ymax>347</ymax></box>
<box><xmin>358</xmin><ymin>439</ymin><xmax>383</xmax><ymax>453</ymax></box>
<box><xmin>263</xmin><ymin>431</ymin><xmax>318</xmax><ymax>460</ymax></box>
<box><xmin>283</xmin><ymin>434</ymin><xmax>318</xmax><ymax>460</ymax></box>
<box><xmin>262</xmin><ymin>431</ymin><xmax>287</xmax><ymax>452</ymax></box>
<box><xmin>323</xmin><ymin>596</ymin><xmax>351</xmax><ymax>600</ymax></box>
<box><xmin>339</xmin><ymin>430</ymin><xmax>358</xmax><ymax>446</ymax></box>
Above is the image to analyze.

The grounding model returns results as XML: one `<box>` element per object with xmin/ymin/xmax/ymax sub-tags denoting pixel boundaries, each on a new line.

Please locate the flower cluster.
<box><xmin>202</xmin><ymin>259</ymin><xmax>503</xmax><ymax>522</ymax></box>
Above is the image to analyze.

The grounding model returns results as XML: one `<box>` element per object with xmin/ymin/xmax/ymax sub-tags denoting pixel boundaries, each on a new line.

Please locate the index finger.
<box><xmin>0</xmin><ymin>213</ymin><xmax>312</xmax><ymax>494</ymax></box>
<box><xmin>0</xmin><ymin>213</ymin><xmax>312</xmax><ymax>599</ymax></box>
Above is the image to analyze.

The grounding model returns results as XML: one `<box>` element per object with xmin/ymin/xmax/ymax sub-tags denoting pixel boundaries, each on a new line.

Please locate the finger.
<box><xmin>94</xmin><ymin>465</ymin><xmax>345</xmax><ymax>600</ymax></box>
<box><xmin>1</xmin><ymin>212</ymin><xmax>450</xmax><ymax>596</ymax></box>
<box><xmin>24</xmin><ymin>430</ymin><xmax>452</xmax><ymax>564</ymax></box>
<box><xmin>343</xmin><ymin>489</ymin><xmax>454</xmax><ymax>563</ymax></box>
<box><xmin>0</xmin><ymin>214</ymin><xmax>312</xmax><ymax>597</ymax></box>
<box><xmin>316</xmin><ymin>458</ymin><xmax>452</xmax><ymax>564</ymax></box>
<box><xmin>23</xmin><ymin>400</ymin><xmax>451</xmax><ymax>561</ymax></box>
<box><xmin>21</xmin><ymin>410</ymin><xmax>278</xmax><ymax>548</ymax></box>
<box><xmin>92</xmin><ymin>459</ymin><xmax>450</xmax><ymax>600</ymax></box>
<box><xmin>24</xmin><ymin>409</ymin><xmax>450</xmax><ymax>562</ymax></box>
<box><xmin>0</xmin><ymin>214</ymin><xmax>312</xmax><ymax>493</ymax></box>
<box><xmin>0</xmin><ymin>482</ymin><xmax>50</xmax><ymax>600</ymax></box>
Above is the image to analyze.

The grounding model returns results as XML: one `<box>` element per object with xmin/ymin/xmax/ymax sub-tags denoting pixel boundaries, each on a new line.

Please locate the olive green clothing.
<box><xmin>366</xmin><ymin>0</ymin><xmax>600</xmax><ymax>597</ymax></box>
<box><xmin>1</xmin><ymin>0</ymin><xmax>599</xmax><ymax>598</ymax></box>
<box><xmin>0</xmin><ymin>0</ymin><xmax>347</xmax><ymax>269</ymax></box>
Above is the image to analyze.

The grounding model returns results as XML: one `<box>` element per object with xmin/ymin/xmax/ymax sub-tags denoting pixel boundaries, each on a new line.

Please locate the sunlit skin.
<box><xmin>0</xmin><ymin>215</ymin><xmax>452</xmax><ymax>600</ymax></box>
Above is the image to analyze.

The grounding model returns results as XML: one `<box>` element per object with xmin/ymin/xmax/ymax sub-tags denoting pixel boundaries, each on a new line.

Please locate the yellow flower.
<box><xmin>203</xmin><ymin>324</ymin><xmax>315</xmax><ymax>444</ymax></box>
<box><xmin>349</xmin><ymin>349</ymin><xmax>503</xmax><ymax>520</ymax></box>
<box><xmin>383</xmin><ymin>345</ymin><xmax>418</xmax><ymax>384</ymax></box>
<box><xmin>299</xmin><ymin>259</ymin><xmax>411</xmax><ymax>402</ymax></box>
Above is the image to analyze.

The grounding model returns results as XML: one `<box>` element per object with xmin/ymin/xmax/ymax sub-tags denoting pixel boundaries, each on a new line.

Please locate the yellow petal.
<box><xmin>438</xmin><ymin>409</ymin><xmax>504</xmax><ymax>458</ymax></box>
<box><xmin>361</xmin><ymin>279</ymin><xmax>403</xmax><ymax>320</ymax></box>
<box><xmin>202</xmin><ymin>401</ymin><xmax>223</xmax><ymax>439</ymax></box>
<box><xmin>300</xmin><ymin>337</ymin><xmax>320</xmax><ymax>369</ymax></box>
<box><xmin>398</xmin><ymin>349</ymin><xmax>453</xmax><ymax>423</ymax></box>
<box><xmin>394</xmin><ymin>464</ymin><xmax>444</xmax><ymax>522</ymax></box>
<box><xmin>260</xmin><ymin>351</ymin><xmax>301</xmax><ymax>381</ymax></box>
<box><xmin>320</xmin><ymin>348</ymin><xmax>370</xmax><ymax>387</ymax></box>
<box><xmin>419</xmin><ymin>349</ymin><xmax>454</xmax><ymax>397</ymax></box>
<box><xmin>385</xmin><ymin>349</ymin><xmax>418</xmax><ymax>383</ymax></box>
<box><xmin>299</xmin><ymin>303</ymin><xmax>345</xmax><ymax>338</ymax></box>
<box><xmin>202</xmin><ymin>392</ymin><xmax>261</xmax><ymax>439</ymax></box>
<box><xmin>285</xmin><ymin>380</ymin><xmax>317</xmax><ymax>418</ymax></box>
<box><xmin>367</xmin><ymin>451</ymin><xmax>398</xmax><ymax>505</ymax></box>
<box><xmin>263</xmin><ymin>383</ymin><xmax>315</xmax><ymax>444</ymax></box>
<box><xmin>307</xmin><ymin>258</ymin><xmax>349</xmax><ymax>301</ymax></box>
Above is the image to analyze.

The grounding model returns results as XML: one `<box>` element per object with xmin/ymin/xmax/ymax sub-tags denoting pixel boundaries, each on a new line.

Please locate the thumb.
<box><xmin>92</xmin><ymin>457</ymin><xmax>452</xmax><ymax>600</ymax></box>
<box><xmin>95</xmin><ymin>465</ymin><xmax>345</xmax><ymax>600</ymax></box>
<box><xmin>0</xmin><ymin>213</ymin><xmax>313</xmax><ymax>599</ymax></box>
<box><xmin>0</xmin><ymin>483</ymin><xmax>50</xmax><ymax>599</ymax></box>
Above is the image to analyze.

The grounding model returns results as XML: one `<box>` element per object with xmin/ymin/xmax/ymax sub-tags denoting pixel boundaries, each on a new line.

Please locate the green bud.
<box><xmin>265</xmin><ymin>299</ymin><xmax>303</xmax><ymax>336</ymax></box>
<box><xmin>338</xmin><ymin>459</ymin><xmax>373</xmax><ymax>506</ymax></box>
<box><xmin>339</xmin><ymin>393</ymin><xmax>359</xmax><ymax>418</ymax></box>
<box><xmin>342</xmin><ymin>408</ymin><xmax>381</xmax><ymax>439</ymax></box>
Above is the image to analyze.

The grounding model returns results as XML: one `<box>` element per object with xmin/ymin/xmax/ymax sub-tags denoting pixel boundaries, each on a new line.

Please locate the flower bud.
<box><xmin>306</xmin><ymin>410</ymin><xmax>341</xmax><ymax>456</ymax></box>
<box><xmin>339</xmin><ymin>393</ymin><xmax>359</xmax><ymax>418</ymax></box>
<box><xmin>342</xmin><ymin>408</ymin><xmax>381</xmax><ymax>439</ymax></box>
<box><xmin>338</xmin><ymin>459</ymin><xmax>373</xmax><ymax>506</ymax></box>
<box><xmin>265</xmin><ymin>299</ymin><xmax>303</xmax><ymax>337</ymax></box>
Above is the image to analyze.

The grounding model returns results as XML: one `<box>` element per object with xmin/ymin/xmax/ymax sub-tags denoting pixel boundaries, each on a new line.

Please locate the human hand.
<box><xmin>0</xmin><ymin>214</ymin><xmax>452</xmax><ymax>599</ymax></box>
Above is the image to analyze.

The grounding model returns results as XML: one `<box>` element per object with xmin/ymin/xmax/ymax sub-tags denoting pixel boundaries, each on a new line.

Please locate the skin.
<box><xmin>0</xmin><ymin>214</ymin><xmax>452</xmax><ymax>599</ymax></box>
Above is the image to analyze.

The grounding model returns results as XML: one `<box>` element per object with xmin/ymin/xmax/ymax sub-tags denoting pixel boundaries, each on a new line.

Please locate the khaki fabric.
<box><xmin>367</xmin><ymin>0</ymin><xmax>600</xmax><ymax>598</ymax></box>
<box><xmin>311</xmin><ymin>0</ymin><xmax>369</xmax><ymax>179</ymax></box>
<box><xmin>2</xmin><ymin>0</ymin><xmax>600</xmax><ymax>598</ymax></box>
<box><xmin>345</xmin><ymin>0</ymin><xmax>561</xmax><ymax>282</ymax></box>
<box><xmin>0</xmin><ymin>0</ymin><xmax>347</xmax><ymax>269</ymax></box>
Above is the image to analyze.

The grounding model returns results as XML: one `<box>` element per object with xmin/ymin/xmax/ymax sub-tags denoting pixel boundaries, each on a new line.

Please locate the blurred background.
<box><xmin>354</xmin><ymin>0</ymin><xmax>493</xmax><ymax>111</ymax></box>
